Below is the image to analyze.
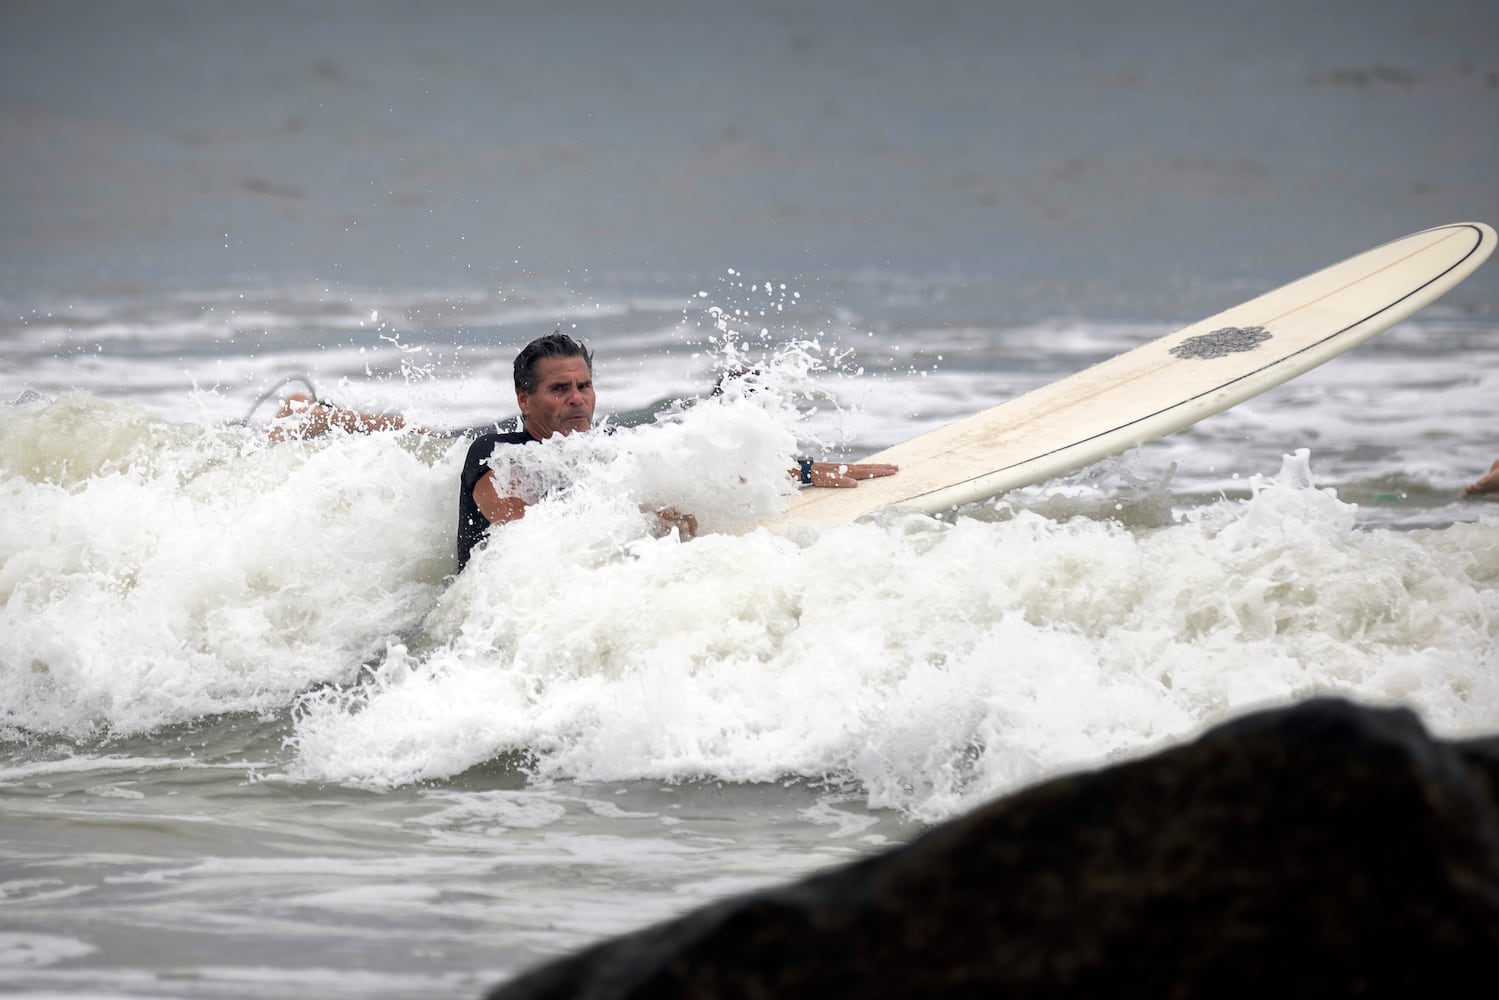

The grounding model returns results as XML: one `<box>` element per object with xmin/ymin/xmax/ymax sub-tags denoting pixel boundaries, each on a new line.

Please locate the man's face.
<box><xmin>517</xmin><ymin>355</ymin><xmax>595</xmax><ymax>439</ymax></box>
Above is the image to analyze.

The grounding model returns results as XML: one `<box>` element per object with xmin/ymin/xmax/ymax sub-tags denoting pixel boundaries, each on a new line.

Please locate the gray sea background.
<box><xmin>2</xmin><ymin>2</ymin><xmax>1498</xmax><ymax>997</ymax></box>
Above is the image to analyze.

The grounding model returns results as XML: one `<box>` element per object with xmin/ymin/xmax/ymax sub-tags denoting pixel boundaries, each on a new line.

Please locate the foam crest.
<box><xmin>482</xmin><ymin>393</ymin><xmax>800</xmax><ymax>538</ymax></box>
<box><xmin>288</xmin><ymin>452</ymin><xmax>1499</xmax><ymax>820</ymax></box>
<box><xmin>7</xmin><ymin>389</ymin><xmax>1496</xmax><ymax>821</ymax></box>
<box><xmin>1</xmin><ymin>394</ymin><xmax>459</xmax><ymax>738</ymax></box>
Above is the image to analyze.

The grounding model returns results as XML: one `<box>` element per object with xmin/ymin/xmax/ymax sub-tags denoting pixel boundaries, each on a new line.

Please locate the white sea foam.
<box><xmin>0</xmin><ymin>392</ymin><xmax>457</xmax><ymax>737</ymax></box>
<box><xmin>6</xmin><ymin>2</ymin><xmax>1499</xmax><ymax>992</ymax></box>
<box><xmin>0</xmin><ymin>932</ymin><xmax>97</xmax><ymax>968</ymax></box>
<box><xmin>287</xmin><ymin>448</ymin><xmax>1499</xmax><ymax>820</ymax></box>
<box><xmin>5</xmin><ymin>325</ymin><xmax>1499</xmax><ymax>822</ymax></box>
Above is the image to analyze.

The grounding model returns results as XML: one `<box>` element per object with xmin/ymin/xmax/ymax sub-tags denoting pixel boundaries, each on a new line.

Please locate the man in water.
<box><xmin>456</xmin><ymin>331</ymin><xmax>897</xmax><ymax>570</ymax></box>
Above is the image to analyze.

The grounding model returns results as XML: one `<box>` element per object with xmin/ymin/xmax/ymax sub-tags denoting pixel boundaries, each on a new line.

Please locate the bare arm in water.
<box><xmin>267</xmin><ymin>393</ymin><xmax>408</xmax><ymax>442</ymax></box>
<box><xmin>1462</xmin><ymin>458</ymin><xmax>1499</xmax><ymax>498</ymax></box>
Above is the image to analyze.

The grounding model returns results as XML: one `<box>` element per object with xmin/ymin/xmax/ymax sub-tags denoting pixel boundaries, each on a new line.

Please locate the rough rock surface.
<box><xmin>488</xmin><ymin>698</ymin><xmax>1499</xmax><ymax>999</ymax></box>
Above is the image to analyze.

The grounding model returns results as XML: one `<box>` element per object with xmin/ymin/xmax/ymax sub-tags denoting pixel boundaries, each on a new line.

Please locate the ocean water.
<box><xmin>3</xmin><ymin>2</ymin><xmax>1499</xmax><ymax>997</ymax></box>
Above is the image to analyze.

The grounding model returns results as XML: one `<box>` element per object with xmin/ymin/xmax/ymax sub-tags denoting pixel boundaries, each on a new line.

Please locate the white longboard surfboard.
<box><xmin>773</xmin><ymin>221</ymin><xmax>1495</xmax><ymax>530</ymax></box>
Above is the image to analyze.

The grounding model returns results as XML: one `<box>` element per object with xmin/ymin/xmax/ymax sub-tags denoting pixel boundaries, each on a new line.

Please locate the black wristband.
<box><xmin>799</xmin><ymin>457</ymin><xmax>814</xmax><ymax>484</ymax></box>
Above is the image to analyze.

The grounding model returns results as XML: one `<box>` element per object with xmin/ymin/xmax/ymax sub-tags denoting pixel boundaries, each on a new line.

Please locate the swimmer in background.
<box><xmin>267</xmin><ymin>393</ymin><xmax>410</xmax><ymax>441</ymax></box>
<box><xmin>1462</xmin><ymin>458</ymin><xmax>1499</xmax><ymax>498</ymax></box>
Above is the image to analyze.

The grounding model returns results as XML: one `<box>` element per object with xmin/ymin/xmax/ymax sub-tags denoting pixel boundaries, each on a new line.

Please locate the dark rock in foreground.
<box><xmin>488</xmin><ymin>698</ymin><xmax>1499</xmax><ymax>999</ymax></box>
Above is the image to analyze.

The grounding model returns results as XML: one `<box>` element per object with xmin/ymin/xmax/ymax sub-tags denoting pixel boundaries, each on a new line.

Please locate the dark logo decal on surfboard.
<box><xmin>1169</xmin><ymin>325</ymin><xmax>1272</xmax><ymax>360</ymax></box>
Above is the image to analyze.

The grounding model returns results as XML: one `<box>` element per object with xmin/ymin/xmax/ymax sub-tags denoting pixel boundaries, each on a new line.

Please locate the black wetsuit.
<box><xmin>456</xmin><ymin>429</ymin><xmax>535</xmax><ymax>570</ymax></box>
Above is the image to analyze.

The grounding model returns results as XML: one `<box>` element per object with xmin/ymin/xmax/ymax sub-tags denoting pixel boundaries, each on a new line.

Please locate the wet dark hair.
<box><xmin>513</xmin><ymin>330</ymin><xmax>593</xmax><ymax>394</ymax></box>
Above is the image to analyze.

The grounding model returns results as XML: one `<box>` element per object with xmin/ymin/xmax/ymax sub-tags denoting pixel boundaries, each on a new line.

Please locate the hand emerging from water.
<box><xmin>1462</xmin><ymin>458</ymin><xmax>1499</xmax><ymax>498</ymax></box>
<box><xmin>646</xmin><ymin>506</ymin><xmax>699</xmax><ymax>540</ymax></box>
<box><xmin>800</xmin><ymin>461</ymin><xmax>900</xmax><ymax>488</ymax></box>
<box><xmin>639</xmin><ymin>461</ymin><xmax>899</xmax><ymax>541</ymax></box>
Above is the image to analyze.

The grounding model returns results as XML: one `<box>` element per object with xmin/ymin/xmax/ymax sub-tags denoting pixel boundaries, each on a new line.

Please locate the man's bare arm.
<box><xmin>1462</xmin><ymin>458</ymin><xmax>1499</xmax><ymax>498</ymax></box>
<box><xmin>473</xmin><ymin>469</ymin><xmax>529</xmax><ymax>526</ymax></box>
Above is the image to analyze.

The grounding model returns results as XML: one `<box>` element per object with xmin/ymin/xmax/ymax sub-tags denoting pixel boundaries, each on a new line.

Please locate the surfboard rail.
<box><xmin>772</xmin><ymin>222</ymin><xmax>1496</xmax><ymax>529</ymax></box>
